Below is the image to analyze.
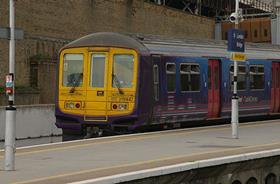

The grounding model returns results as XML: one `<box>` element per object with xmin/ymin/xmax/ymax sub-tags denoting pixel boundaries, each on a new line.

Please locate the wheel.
<box><xmin>83</xmin><ymin>127</ymin><xmax>103</xmax><ymax>139</ymax></box>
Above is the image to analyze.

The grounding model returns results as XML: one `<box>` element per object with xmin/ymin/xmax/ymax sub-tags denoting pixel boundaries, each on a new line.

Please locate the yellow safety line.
<box><xmin>12</xmin><ymin>141</ymin><xmax>280</xmax><ymax>184</ymax></box>
<box><xmin>1</xmin><ymin>120</ymin><xmax>280</xmax><ymax>158</ymax></box>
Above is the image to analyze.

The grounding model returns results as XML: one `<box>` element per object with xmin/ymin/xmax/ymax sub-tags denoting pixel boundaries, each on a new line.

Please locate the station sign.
<box><xmin>227</xmin><ymin>28</ymin><xmax>245</xmax><ymax>53</ymax></box>
<box><xmin>231</xmin><ymin>52</ymin><xmax>246</xmax><ymax>61</ymax></box>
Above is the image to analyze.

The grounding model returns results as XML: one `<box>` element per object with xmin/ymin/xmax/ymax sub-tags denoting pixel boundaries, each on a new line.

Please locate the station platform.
<box><xmin>1</xmin><ymin>119</ymin><xmax>280</xmax><ymax>184</ymax></box>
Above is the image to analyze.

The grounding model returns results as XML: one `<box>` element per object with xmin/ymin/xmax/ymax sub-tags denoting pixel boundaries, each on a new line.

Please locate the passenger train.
<box><xmin>55</xmin><ymin>32</ymin><xmax>280</xmax><ymax>140</ymax></box>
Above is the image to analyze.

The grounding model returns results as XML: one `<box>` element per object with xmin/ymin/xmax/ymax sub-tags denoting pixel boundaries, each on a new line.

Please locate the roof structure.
<box><xmin>148</xmin><ymin>0</ymin><xmax>280</xmax><ymax>19</ymax></box>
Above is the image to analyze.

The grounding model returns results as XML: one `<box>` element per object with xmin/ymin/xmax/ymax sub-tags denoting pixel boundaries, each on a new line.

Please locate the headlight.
<box><xmin>111</xmin><ymin>103</ymin><xmax>128</xmax><ymax>110</ymax></box>
<box><xmin>119</xmin><ymin>103</ymin><xmax>127</xmax><ymax>110</ymax></box>
<box><xmin>65</xmin><ymin>101</ymin><xmax>82</xmax><ymax>109</ymax></box>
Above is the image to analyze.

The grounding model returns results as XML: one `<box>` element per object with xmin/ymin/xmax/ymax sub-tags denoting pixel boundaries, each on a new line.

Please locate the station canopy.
<box><xmin>148</xmin><ymin>0</ymin><xmax>280</xmax><ymax>19</ymax></box>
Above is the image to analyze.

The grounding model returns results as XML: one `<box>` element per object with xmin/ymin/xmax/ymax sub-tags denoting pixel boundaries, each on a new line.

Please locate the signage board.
<box><xmin>6</xmin><ymin>74</ymin><xmax>14</xmax><ymax>96</ymax></box>
<box><xmin>227</xmin><ymin>28</ymin><xmax>245</xmax><ymax>53</ymax></box>
<box><xmin>231</xmin><ymin>52</ymin><xmax>246</xmax><ymax>61</ymax></box>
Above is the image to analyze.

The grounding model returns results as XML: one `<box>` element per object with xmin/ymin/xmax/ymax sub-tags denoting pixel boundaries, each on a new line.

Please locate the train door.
<box><xmin>208</xmin><ymin>59</ymin><xmax>221</xmax><ymax>118</ymax></box>
<box><xmin>84</xmin><ymin>52</ymin><xmax>109</xmax><ymax>121</ymax></box>
<box><xmin>271</xmin><ymin>62</ymin><xmax>280</xmax><ymax>113</ymax></box>
<box><xmin>152</xmin><ymin>55</ymin><xmax>161</xmax><ymax>104</ymax></box>
<box><xmin>151</xmin><ymin>55</ymin><xmax>161</xmax><ymax>122</ymax></box>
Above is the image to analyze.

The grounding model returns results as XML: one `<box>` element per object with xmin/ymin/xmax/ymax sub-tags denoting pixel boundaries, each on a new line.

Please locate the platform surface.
<box><xmin>1</xmin><ymin>120</ymin><xmax>280</xmax><ymax>184</ymax></box>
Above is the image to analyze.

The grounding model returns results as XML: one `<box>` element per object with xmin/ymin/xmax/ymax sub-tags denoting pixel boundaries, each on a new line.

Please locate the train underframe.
<box><xmin>56</xmin><ymin>111</ymin><xmax>280</xmax><ymax>141</ymax></box>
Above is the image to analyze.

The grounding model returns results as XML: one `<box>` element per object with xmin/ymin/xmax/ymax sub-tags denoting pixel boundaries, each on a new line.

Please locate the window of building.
<box><xmin>250</xmin><ymin>65</ymin><xmax>264</xmax><ymax>90</ymax></box>
<box><xmin>265</xmin><ymin>173</ymin><xmax>276</xmax><ymax>184</ymax></box>
<box><xmin>180</xmin><ymin>63</ymin><xmax>200</xmax><ymax>92</ymax></box>
<box><xmin>30</xmin><ymin>63</ymin><xmax>38</xmax><ymax>88</ymax></box>
<box><xmin>166</xmin><ymin>63</ymin><xmax>176</xmax><ymax>92</ymax></box>
<box><xmin>254</xmin><ymin>30</ymin><xmax>258</xmax><ymax>38</ymax></box>
<box><xmin>232</xmin><ymin>181</ymin><xmax>242</xmax><ymax>184</ymax></box>
<box><xmin>230</xmin><ymin>65</ymin><xmax>246</xmax><ymax>90</ymax></box>
<box><xmin>153</xmin><ymin>65</ymin><xmax>159</xmax><ymax>101</ymax></box>
<box><xmin>245</xmin><ymin>30</ymin><xmax>248</xmax><ymax>39</ymax></box>
<box><xmin>264</xmin><ymin>29</ymin><xmax>268</xmax><ymax>37</ymax></box>
<box><xmin>246</xmin><ymin>177</ymin><xmax>258</xmax><ymax>184</ymax></box>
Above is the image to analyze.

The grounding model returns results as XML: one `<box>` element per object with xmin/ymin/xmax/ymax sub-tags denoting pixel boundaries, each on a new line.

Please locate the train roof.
<box><xmin>63</xmin><ymin>32</ymin><xmax>149</xmax><ymax>53</ymax></box>
<box><xmin>63</xmin><ymin>32</ymin><xmax>280</xmax><ymax>60</ymax></box>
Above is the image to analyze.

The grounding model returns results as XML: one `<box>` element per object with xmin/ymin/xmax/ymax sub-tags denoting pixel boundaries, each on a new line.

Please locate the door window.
<box><xmin>90</xmin><ymin>54</ymin><xmax>106</xmax><ymax>88</ymax></box>
<box><xmin>277</xmin><ymin>67</ymin><xmax>280</xmax><ymax>88</ymax></box>
<box><xmin>214</xmin><ymin>66</ymin><xmax>219</xmax><ymax>90</ymax></box>
<box><xmin>208</xmin><ymin>66</ymin><xmax>211</xmax><ymax>90</ymax></box>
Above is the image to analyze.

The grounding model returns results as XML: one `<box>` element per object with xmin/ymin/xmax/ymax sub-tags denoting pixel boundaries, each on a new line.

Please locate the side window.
<box><xmin>180</xmin><ymin>64</ymin><xmax>188</xmax><ymax>92</ymax></box>
<box><xmin>180</xmin><ymin>63</ymin><xmax>200</xmax><ymax>92</ymax></box>
<box><xmin>250</xmin><ymin>65</ymin><xmax>264</xmax><ymax>90</ymax></box>
<box><xmin>153</xmin><ymin>65</ymin><xmax>159</xmax><ymax>101</ymax></box>
<box><xmin>166</xmin><ymin>63</ymin><xmax>176</xmax><ymax>92</ymax></box>
<box><xmin>230</xmin><ymin>65</ymin><xmax>246</xmax><ymax>90</ymax></box>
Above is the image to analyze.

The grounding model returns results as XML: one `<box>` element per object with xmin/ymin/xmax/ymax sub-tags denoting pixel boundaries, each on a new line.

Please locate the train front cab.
<box><xmin>56</xmin><ymin>47</ymin><xmax>139</xmax><ymax>138</ymax></box>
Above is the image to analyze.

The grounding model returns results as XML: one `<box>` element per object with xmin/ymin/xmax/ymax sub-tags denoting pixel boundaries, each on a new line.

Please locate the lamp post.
<box><xmin>231</xmin><ymin>0</ymin><xmax>240</xmax><ymax>139</ymax></box>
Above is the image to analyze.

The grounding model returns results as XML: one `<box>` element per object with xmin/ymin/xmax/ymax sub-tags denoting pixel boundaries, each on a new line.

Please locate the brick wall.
<box><xmin>0</xmin><ymin>0</ymin><xmax>215</xmax><ymax>105</ymax></box>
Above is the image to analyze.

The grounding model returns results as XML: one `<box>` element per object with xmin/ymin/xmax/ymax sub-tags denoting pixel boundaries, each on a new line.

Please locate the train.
<box><xmin>55</xmin><ymin>32</ymin><xmax>280</xmax><ymax>141</ymax></box>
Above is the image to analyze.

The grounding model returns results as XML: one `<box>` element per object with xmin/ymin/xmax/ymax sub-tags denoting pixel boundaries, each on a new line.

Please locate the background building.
<box><xmin>0</xmin><ymin>0</ymin><xmax>215</xmax><ymax>105</ymax></box>
<box><xmin>0</xmin><ymin>0</ymin><xmax>277</xmax><ymax>105</ymax></box>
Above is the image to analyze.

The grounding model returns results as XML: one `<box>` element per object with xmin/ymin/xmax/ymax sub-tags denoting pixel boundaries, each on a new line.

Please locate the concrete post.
<box><xmin>4</xmin><ymin>107</ymin><xmax>16</xmax><ymax>170</ymax></box>
<box><xmin>4</xmin><ymin>0</ymin><xmax>16</xmax><ymax>171</ymax></box>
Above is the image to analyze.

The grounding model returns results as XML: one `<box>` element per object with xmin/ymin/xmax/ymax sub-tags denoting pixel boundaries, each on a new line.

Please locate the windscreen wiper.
<box><xmin>69</xmin><ymin>73</ymin><xmax>82</xmax><ymax>93</ymax></box>
<box><xmin>112</xmin><ymin>73</ymin><xmax>124</xmax><ymax>94</ymax></box>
